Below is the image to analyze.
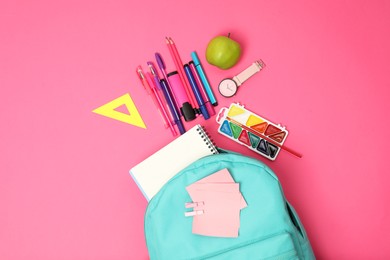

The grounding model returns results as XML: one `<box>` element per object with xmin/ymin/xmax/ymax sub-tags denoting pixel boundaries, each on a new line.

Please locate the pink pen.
<box><xmin>145</xmin><ymin>71</ymin><xmax>178</xmax><ymax>137</ymax></box>
<box><xmin>136</xmin><ymin>66</ymin><xmax>177</xmax><ymax>136</ymax></box>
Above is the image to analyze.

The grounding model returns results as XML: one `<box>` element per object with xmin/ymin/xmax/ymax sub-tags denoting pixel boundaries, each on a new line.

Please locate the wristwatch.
<box><xmin>218</xmin><ymin>60</ymin><xmax>265</xmax><ymax>97</ymax></box>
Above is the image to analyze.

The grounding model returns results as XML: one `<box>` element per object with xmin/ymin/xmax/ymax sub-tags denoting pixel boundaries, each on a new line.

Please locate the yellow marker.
<box><xmin>92</xmin><ymin>93</ymin><xmax>146</xmax><ymax>129</ymax></box>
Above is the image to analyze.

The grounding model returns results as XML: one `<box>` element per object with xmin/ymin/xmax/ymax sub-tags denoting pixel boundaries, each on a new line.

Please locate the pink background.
<box><xmin>1</xmin><ymin>0</ymin><xmax>389</xmax><ymax>259</ymax></box>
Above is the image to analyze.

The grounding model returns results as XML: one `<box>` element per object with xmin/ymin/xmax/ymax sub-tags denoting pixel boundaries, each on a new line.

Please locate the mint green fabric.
<box><xmin>145</xmin><ymin>151</ymin><xmax>315</xmax><ymax>259</ymax></box>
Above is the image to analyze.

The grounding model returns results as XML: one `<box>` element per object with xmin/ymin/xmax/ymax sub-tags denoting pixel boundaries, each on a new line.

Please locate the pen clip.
<box><xmin>136</xmin><ymin>66</ymin><xmax>145</xmax><ymax>81</ymax></box>
<box><xmin>137</xmin><ymin>66</ymin><xmax>152</xmax><ymax>94</ymax></box>
<box><xmin>147</xmin><ymin>61</ymin><xmax>163</xmax><ymax>90</ymax></box>
<box><xmin>147</xmin><ymin>61</ymin><xmax>158</xmax><ymax>78</ymax></box>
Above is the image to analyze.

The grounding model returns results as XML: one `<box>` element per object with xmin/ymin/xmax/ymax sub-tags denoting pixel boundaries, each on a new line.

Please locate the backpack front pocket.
<box><xmin>192</xmin><ymin>232</ymin><xmax>298</xmax><ymax>260</ymax></box>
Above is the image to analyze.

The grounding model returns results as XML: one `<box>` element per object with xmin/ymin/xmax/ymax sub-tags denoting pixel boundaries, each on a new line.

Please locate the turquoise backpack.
<box><xmin>144</xmin><ymin>150</ymin><xmax>315</xmax><ymax>259</ymax></box>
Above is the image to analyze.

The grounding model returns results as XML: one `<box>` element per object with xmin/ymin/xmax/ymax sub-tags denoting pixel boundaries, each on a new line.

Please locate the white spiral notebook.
<box><xmin>130</xmin><ymin>124</ymin><xmax>218</xmax><ymax>201</ymax></box>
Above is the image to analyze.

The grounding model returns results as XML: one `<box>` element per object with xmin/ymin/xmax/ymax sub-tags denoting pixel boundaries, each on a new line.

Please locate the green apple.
<box><xmin>206</xmin><ymin>34</ymin><xmax>241</xmax><ymax>70</ymax></box>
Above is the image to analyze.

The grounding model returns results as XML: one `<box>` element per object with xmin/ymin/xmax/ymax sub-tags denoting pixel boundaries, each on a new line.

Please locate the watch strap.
<box><xmin>233</xmin><ymin>60</ymin><xmax>265</xmax><ymax>86</ymax></box>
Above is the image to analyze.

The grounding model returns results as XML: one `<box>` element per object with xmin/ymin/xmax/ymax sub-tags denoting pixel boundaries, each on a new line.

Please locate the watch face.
<box><xmin>218</xmin><ymin>78</ymin><xmax>238</xmax><ymax>97</ymax></box>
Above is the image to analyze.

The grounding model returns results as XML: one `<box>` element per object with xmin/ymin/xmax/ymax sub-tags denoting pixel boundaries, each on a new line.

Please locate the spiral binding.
<box><xmin>196</xmin><ymin>125</ymin><xmax>218</xmax><ymax>154</ymax></box>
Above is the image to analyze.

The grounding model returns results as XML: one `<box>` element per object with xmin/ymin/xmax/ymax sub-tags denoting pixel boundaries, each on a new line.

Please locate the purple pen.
<box><xmin>147</xmin><ymin>61</ymin><xmax>186</xmax><ymax>135</ymax></box>
<box><xmin>155</xmin><ymin>53</ymin><xmax>169</xmax><ymax>81</ymax></box>
<box><xmin>155</xmin><ymin>53</ymin><xmax>182</xmax><ymax>113</ymax></box>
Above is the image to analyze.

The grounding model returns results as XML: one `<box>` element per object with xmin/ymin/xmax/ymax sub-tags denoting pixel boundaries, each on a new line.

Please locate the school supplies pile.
<box><xmin>136</xmin><ymin>37</ymin><xmax>217</xmax><ymax>136</ymax></box>
<box><xmin>185</xmin><ymin>168</ymin><xmax>247</xmax><ymax>238</ymax></box>
<box><xmin>130</xmin><ymin>124</ymin><xmax>217</xmax><ymax>200</ymax></box>
<box><xmin>128</xmin><ymin>31</ymin><xmax>312</xmax><ymax>259</ymax></box>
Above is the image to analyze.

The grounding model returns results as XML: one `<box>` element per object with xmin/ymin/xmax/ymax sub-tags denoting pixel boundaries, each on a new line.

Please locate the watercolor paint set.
<box><xmin>216</xmin><ymin>103</ymin><xmax>301</xmax><ymax>160</ymax></box>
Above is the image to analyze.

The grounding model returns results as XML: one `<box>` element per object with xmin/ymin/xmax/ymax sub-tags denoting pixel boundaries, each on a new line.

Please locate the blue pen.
<box><xmin>191</xmin><ymin>51</ymin><xmax>217</xmax><ymax>106</ymax></box>
<box><xmin>184</xmin><ymin>64</ymin><xmax>210</xmax><ymax>120</ymax></box>
<box><xmin>147</xmin><ymin>61</ymin><xmax>186</xmax><ymax>135</ymax></box>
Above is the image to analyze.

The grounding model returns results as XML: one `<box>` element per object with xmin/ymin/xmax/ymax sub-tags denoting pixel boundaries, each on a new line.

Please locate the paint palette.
<box><xmin>216</xmin><ymin>103</ymin><xmax>289</xmax><ymax>160</ymax></box>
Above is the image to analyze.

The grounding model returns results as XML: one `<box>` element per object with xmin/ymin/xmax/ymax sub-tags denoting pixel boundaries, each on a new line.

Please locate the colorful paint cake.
<box><xmin>217</xmin><ymin>103</ymin><xmax>288</xmax><ymax>161</ymax></box>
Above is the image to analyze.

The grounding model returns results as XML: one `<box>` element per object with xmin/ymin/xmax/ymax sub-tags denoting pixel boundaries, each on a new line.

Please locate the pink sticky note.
<box><xmin>188</xmin><ymin>189</ymin><xmax>242</xmax><ymax>238</ymax></box>
<box><xmin>197</xmin><ymin>168</ymin><xmax>236</xmax><ymax>183</ymax></box>
<box><xmin>185</xmin><ymin>168</ymin><xmax>248</xmax><ymax>237</ymax></box>
<box><xmin>187</xmin><ymin>183</ymin><xmax>240</xmax><ymax>193</ymax></box>
<box><xmin>188</xmin><ymin>168</ymin><xmax>247</xmax><ymax>209</ymax></box>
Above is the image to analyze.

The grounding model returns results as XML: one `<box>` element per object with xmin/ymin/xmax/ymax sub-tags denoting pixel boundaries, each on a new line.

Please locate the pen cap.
<box><xmin>155</xmin><ymin>52</ymin><xmax>165</xmax><ymax>70</ymax></box>
<box><xmin>167</xmin><ymin>71</ymin><xmax>196</xmax><ymax>121</ymax></box>
<box><xmin>191</xmin><ymin>51</ymin><xmax>201</xmax><ymax>66</ymax></box>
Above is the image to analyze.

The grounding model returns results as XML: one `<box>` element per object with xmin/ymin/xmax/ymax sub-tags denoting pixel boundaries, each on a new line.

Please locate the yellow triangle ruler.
<box><xmin>92</xmin><ymin>93</ymin><xmax>146</xmax><ymax>129</ymax></box>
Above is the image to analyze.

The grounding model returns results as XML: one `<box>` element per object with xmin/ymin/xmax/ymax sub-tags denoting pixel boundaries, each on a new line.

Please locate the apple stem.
<box><xmin>228</xmin><ymin>33</ymin><xmax>231</xmax><ymax>38</ymax></box>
